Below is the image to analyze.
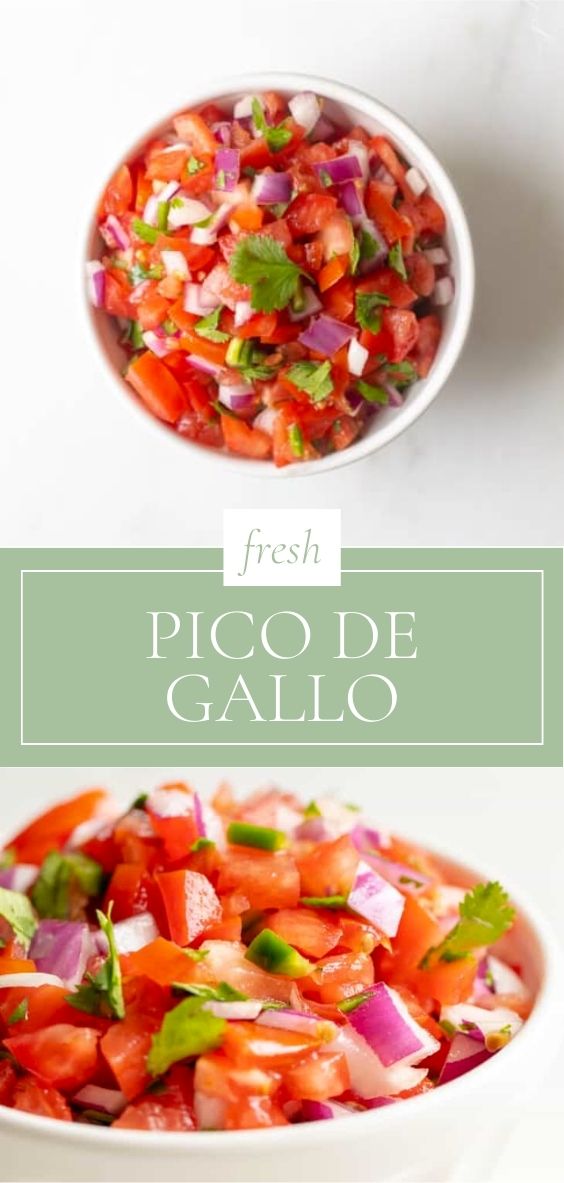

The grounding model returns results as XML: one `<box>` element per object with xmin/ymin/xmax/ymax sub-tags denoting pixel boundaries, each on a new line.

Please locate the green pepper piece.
<box><xmin>245</xmin><ymin>928</ymin><xmax>312</xmax><ymax>978</ymax></box>
<box><xmin>227</xmin><ymin>821</ymin><xmax>287</xmax><ymax>852</ymax></box>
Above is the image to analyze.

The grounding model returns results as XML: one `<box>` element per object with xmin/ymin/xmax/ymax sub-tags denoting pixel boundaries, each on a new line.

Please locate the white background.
<box><xmin>1</xmin><ymin>0</ymin><xmax>563</xmax><ymax>546</ymax></box>
<box><xmin>1</xmin><ymin>2</ymin><xmax>563</xmax><ymax>1180</ymax></box>
<box><xmin>2</xmin><ymin>765</ymin><xmax>563</xmax><ymax>1181</ymax></box>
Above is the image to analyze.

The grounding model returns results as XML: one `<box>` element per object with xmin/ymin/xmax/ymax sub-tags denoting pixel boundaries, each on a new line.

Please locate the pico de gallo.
<box><xmin>87</xmin><ymin>90</ymin><xmax>453</xmax><ymax>466</ymax></box>
<box><xmin>0</xmin><ymin>786</ymin><xmax>527</xmax><ymax>1132</ymax></box>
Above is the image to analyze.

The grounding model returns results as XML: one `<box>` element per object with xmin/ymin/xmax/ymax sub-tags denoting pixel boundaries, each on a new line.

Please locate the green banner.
<box><xmin>0</xmin><ymin>549</ymin><xmax>561</xmax><ymax>766</ymax></box>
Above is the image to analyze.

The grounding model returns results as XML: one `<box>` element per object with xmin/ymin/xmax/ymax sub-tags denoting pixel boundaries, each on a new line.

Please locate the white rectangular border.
<box><xmin>20</xmin><ymin>567</ymin><xmax>545</xmax><ymax>747</ymax></box>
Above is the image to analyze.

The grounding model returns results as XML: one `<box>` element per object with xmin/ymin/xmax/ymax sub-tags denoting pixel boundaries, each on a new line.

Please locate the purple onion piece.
<box><xmin>30</xmin><ymin>920</ymin><xmax>90</xmax><ymax>987</ymax></box>
<box><xmin>214</xmin><ymin>148</ymin><xmax>240</xmax><ymax>193</ymax></box>
<box><xmin>313</xmin><ymin>155</ymin><xmax>363</xmax><ymax>185</ymax></box>
<box><xmin>298</xmin><ymin>314</ymin><xmax>356</xmax><ymax>357</ymax></box>
<box><xmin>348</xmin><ymin>861</ymin><xmax>405</xmax><ymax>937</ymax></box>
<box><xmin>251</xmin><ymin>171</ymin><xmax>293</xmax><ymax>206</ymax></box>
<box><xmin>338</xmin><ymin>180</ymin><xmax>365</xmax><ymax>222</ymax></box>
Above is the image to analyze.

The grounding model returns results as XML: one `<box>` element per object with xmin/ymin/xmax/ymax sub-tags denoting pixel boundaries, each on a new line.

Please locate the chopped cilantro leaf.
<box><xmin>215</xmin><ymin>169</ymin><xmax>226</xmax><ymax>190</ymax></box>
<box><xmin>355</xmin><ymin>290</ymin><xmax>391</xmax><ymax>334</ymax></box>
<box><xmin>229</xmin><ymin>234</ymin><xmax>306</xmax><ymax>313</ymax></box>
<box><xmin>190</xmin><ymin>837</ymin><xmax>216</xmax><ymax>853</ymax></box>
<box><xmin>194</xmin><ymin>306</ymin><xmax>230</xmax><ymax>343</ymax></box>
<box><xmin>187</xmin><ymin>156</ymin><xmax>205</xmax><ymax>175</ymax></box>
<box><xmin>7</xmin><ymin>999</ymin><xmax>28</xmax><ymax>1025</ymax></box>
<box><xmin>299</xmin><ymin>895</ymin><xmax>348</xmax><ymax>909</ymax></box>
<box><xmin>66</xmin><ymin>907</ymin><xmax>124</xmax><ymax>1020</ymax></box>
<box><xmin>350</xmin><ymin>236</ymin><xmax>361</xmax><ymax>275</ymax></box>
<box><xmin>286</xmin><ymin>360</ymin><xmax>333</xmax><ymax>403</ymax></box>
<box><xmin>0</xmin><ymin>884</ymin><xmax>37</xmax><ymax>952</ymax></box>
<box><xmin>356</xmin><ymin>379</ymin><xmax>389</xmax><ymax>404</ymax></box>
<box><xmin>251</xmin><ymin>98</ymin><xmax>292</xmax><ymax>153</ymax></box>
<box><xmin>131</xmin><ymin>217</ymin><xmax>159</xmax><ymax>245</ymax></box>
<box><xmin>147</xmin><ymin>996</ymin><xmax>225</xmax><ymax>1076</ymax></box>
<box><xmin>31</xmin><ymin>851</ymin><xmax>103</xmax><ymax>920</ymax></box>
<box><xmin>172</xmin><ymin>981</ymin><xmax>248</xmax><ymax>1002</ymax></box>
<box><xmin>385</xmin><ymin>360</ymin><xmax>418</xmax><ymax>385</ymax></box>
<box><xmin>388</xmin><ymin>240</ymin><xmax>407</xmax><ymax>279</ymax></box>
<box><xmin>420</xmin><ymin>882</ymin><xmax>515</xmax><ymax>969</ymax></box>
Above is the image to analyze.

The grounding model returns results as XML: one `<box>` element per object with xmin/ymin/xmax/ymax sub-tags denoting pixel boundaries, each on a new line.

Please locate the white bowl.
<box><xmin>2</xmin><ymin>846</ymin><xmax>561</xmax><ymax>1183</ymax></box>
<box><xmin>84</xmin><ymin>71</ymin><xmax>475</xmax><ymax>479</ymax></box>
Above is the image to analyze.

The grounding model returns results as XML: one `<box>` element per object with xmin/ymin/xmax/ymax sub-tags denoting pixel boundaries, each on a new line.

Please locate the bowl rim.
<box><xmin>1</xmin><ymin>838</ymin><xmax>560</xmax><ymax>1154</ymax></box>
<box><xmin>82</xmin><ymin>69</ymin><xmax>475</xmax><ymax>480</ymax></box>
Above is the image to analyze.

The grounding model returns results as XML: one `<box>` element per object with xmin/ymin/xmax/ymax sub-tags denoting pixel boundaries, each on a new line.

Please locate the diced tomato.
<box><xmin>217</xmin><ymin>849</ymin><xmax>300</xmax><ymax>910</ymax></box>
<box><xmin>297</xmin><ymin>835</ymin><xmax>359</xmax><ymax>899</ymax></box>
<box><xmin>221</xmin><ymin>415</ymin><xmax>272</xmax><ymax>459</ymax></box>
<box><xmin>231</xmin><ymin>205</ymin><xmax>264</xmax><ymax>232</ymax></box>
<box><xmin>398</xmin><ymin>193</ymin><xmax>446</xmax><ymax>238</ymax></box>
<box><xmin>234</xmin><ymin>313</ymin><xmax>277</xmax><ymax>340</ymax></box>
<box><xmin>101</xmin><ymin>978</ymin><xmax>168</xmax><ymax>1099</ymax></box>
<box><xmin>318</xmin><ymin>212</ymin><xmax>354</xmax><ymax>261</ymax></box>
<box><xmin>181</xmin><ymin>154</ymin><xmax>216</xmax><ymax>197</ymax></box>
<box><xmin>0</xmin><ymin>1060</ymin><xmax>16</xmax><ymax>1105</ymax></box>
<box><xmin>304</xmin><ymin>240</ymin><xmax>324</xmax><ymax>272</ymax></box>
<box><xmin>413</xmin><ymin>956</ymin><xmax>478</xmax><ymax>1006</ymax></box>
<box><xmin>133</xmin><ymin>281</ymin><xmax>170</xmax><ymax>330</ymax></box>
<box><xmin>146</xmin><ymin>784</ymin><xmax>200</xmax><ymax>861</ymax></box>
<box><xmin>309</xmin><ymin>951</ymin><xmax>374</xmax><ymax>1002</ymax></box>
<box><xmin>405</xmin><ymin>252</ymin><xmax>435</xmax><ymax>297</ymax></box>
<box><xmin>286</xmin><ymin>193</ymin><xmax>338</xmax><ymax>237</ymax></box>
<box><xmin>8</xmin><ymin>789</ymin><xmax>109</xmax><ymax>865</ymax></box>
<box><xmin>126</xmin><ymin>351</ymin><xmax>186</xmax><ymax>424</ymax></box>
<box><xmin>114</xmin><ymin>1065</ymin><xmax>195</xmax><ymax>1130</ymax></box>
<box><xmin>225</xmin><ymin>1095</ymin><xmax>288</xmax><ymax>1129</ymax></box>
<box><xmin>356</xmin><ymin>267</ymin><xmax>417</xmax><ymax>309</ymax></box>
<box><xmin>223</xmin><ymin>1022</ymin><xmax>322</xmax><ymax>1069</ymax></box>
<box><xmin>377</xmin><ymin>895</ymin><xmax>443</xmax><ymax>980</ymax></box>
<box><xmin>267</xmin><ymin>909</ymin><xmax>342</xmax><ymax>959</ymax></box>
<box><xmin>104</xmin><ymin>270</ymin><xmax>134</xmax><ymax>319</ymax></box>
<box><xmin>284</xmin><ymin>1049</ymin><xmax>350</xmax><ymax>1101</ymax></box>
<box><xmin>331</xmin><ymin>416</ymin><xmax>360</xmax><ymax>452</ymax></box>
<box><xmin>173</xmin><ymin>111</ymin><xmax>218</xmax><ymax>157</ymax></box>
<box><xmin>156</xmin><ymin>869</ymin><xmax>222</xmax><ymax>946</ymax></box>
<box><xmin>338</xmin><ymin>916</ymin><xmax>380</xmax><ymax>954</ymax></box>
<box><xmin>365</xmin><ymin>182</ymin><xmax>413</xmax><ymax>244</ymax></box>
<box><xmin>409</xmin><ymin>314</ymin><xmax>441</xmax><ymax>377</ymax></box>
<box><xmin>103</xmin><ymin>863</ymin><xmax>158</xmax><ymax>922</ymax></box>
<box><xmin>5</xmin><ymin>1024</ymin><xmax>100</xmax><ymax>1092</ymax></box>
<box><xmin>100</xmin><ymin>164</ymin><xmax>133</xmax><ymax>219</ymax></box>
<box><xmin>240</xmin><ymin>138</ymin><xmax>274</xmax><ymax>171</ymax></box>
<box><xmin>321</xmin><ymin>276</ymin><xmax>355</xmax><ymax>322</ymax></box>
<box><xmin>369</xmin><ymin>136</ymin><xmax>414</xmax><ymax>199</ymax></box>
<box><xmin>146</xmin><ymin>146</ymin><xmax>189</xmax><ymax>182</ymax></box>
<box><xmin>318</xmin><ymin>254</ymin><xmax>349</xmax><ymax>293</ymax></box>
<box><xmin>13</xmin><ymin>1076</ymin><xmax>72</xmax><ymax>1122</ymax></box>
<box><xmin>120</xmin><ymin>938</ymin><xmax>199</xmax><ymax>987</ymax></box>
<box><xmin>381</xmin><ymin>308</ymin><xmax>419</xmax><ymax>362</ymax></box>
<box><xmin>0</xmin><ymin>958</ymin><xmax>36</xmax><ymax>975</ymax></box>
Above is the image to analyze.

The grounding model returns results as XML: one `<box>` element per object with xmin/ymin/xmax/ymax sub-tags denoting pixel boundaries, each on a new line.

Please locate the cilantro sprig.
<box><xmin>420</xmin><ymin>882</ymin><xmax>515</xmax><ymax>969</ymax></box>
<box><xmin>194</xmin><ymin>306</ymin><xmax>230</xmax><ymax>343</ymax></box>
<box><xmin>355</xmin><ymin>291</ymin><xmax>391</xmax><ymax>334</ymax></box>
<box><xmin>0</xmin><ymin>887</ymin><xmax>37</xmax><ymax>951</ymax></box>
<box><xmin>251</xmin><ymin>98</ymin><xmax>292</xmax><ymax>153</ymax></box>
<box><xmin>229</xmin><ymin>234</ymin><xmax>306</xmax><ymax>313</ymax></box>
<box><xmin>67</xmin><ymin>907</ymin><xmax>124</xmax><ymax>1020</ymax></box>
<box><xmin>286</xmin><ymin>360</ymin><xmax>333</xmax><ymax>403</ymax></box>
<box><xmin>31</xmin><ymin>851</ymin><xmax>103</xmax><ymax>920</ymax></box>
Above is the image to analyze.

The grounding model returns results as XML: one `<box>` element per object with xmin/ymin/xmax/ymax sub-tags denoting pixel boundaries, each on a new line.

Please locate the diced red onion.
<box><xmin>86</xmin><ymin>261</ymin><xmax>106</xmax><ymax>309</ymax></box>
<box><xmin>298</xmin><ymin>314</ymin><xmax>356</xmax><ymax>356</ymax></box>
<box><xmin>424</xmin><ymin>246</ymin><xmax>449</xmax><ymax>266</ymax></box>
<box><xmin>168</xmin><ymin>196</ymin><xmax>211</xmax><ymax>229</ymax></box>
<box><xmin>347</xmin><ymin>337</ymin><xmax>368</xmax><ymax>377</ymax></box>
<box><xmin>301</xmin><ymin>1100</ymin><xmax>353</xmax><ymax>1121</ymax></box>
<box><xmin>203</xmin><ymin>1000</ymin><xmax>263</xmax><ymax>1020</ymax></box>
<box><xmin>313</xmin><ymin>155</ymin><xmax>362</xmax><ymax>185</ymax></box>
<box><xmin>294</xmin><ymin>817</ymin><xmax>333</xmax><ymax>843</ymax></box>
<box><xmin>184</xmin><ymin>283</ymin><xmax>221</xmax><ymax>315</ymax></box>
<box><xmin>186</xmin><ymin>355</ymin><xmax>222</xmax><ymax>377</ymax></box>
<box><xmin>148</xmin><ymin>787</ymin><xmax>193</xmax><ymax>818</ymax></box>
<box><xmin>288</xmin><ymin>286</ymin><xmax>322</xmax><ymax>323</ymax></box>
<box><xmin>218</xmin><ymin>382</ymin><xmax>255</xmax><ymax>412</ymax></box>
<box><xmin>288</xmin><ymin>92</ymin><xmax>322</xmax><ymax>135</ymax></box>
<box><xmin>357</xmin><ymin>849</ymin><xmax>431</xmax><ymax>897</ymax></box>
<box><xmin>310</xmin><ymin>115</ymin><xmax>336</xmax><ymax>144</ymax></box>
<box><xmin>348</xmin><ymin>861</ymin><xmax>405</xmax><ymax>937</ymax></box>
<box><xmin>30</xmin><ymin>920</ymin><xmax>90</xmax><ymax>987</ymax></box>
<box><xmin>439</xmin><ymin>1034</ymin><xmax>491</xmax><ymax>1084</ymax></box>
<box><xmin>212</xmin><ymin>122</ymin><xmax>232</xmax><ymax>147</ymax></box>
<box><xmin>350</xmin><ymin>825</ymin><xmax>386</xmax><ymax>853</ymax></box>
<box><xmin>234</xmin><ymin>300</ymin><xmax>254</xmax><ymax>327</ymax></box>
<box><xmin>161</xmin><ymin>250</ymin><xmax>190</xmax><ymax>280</ymax></box>
<box><xmin>433</xmin><ymin>276</ymin><xmax>454</xmax><ymax>305</ymax></box>
<box><xmin>143</xmin><ymin>194</ymin><xmax>159</xmax><ymax>227</ymax></box>
<box><xmin>363</xmin><ymin>1096</ymin><xmax>399</xmax><ymax>1109</ymax></box>
<box><xmin>102</xmin><ymin>214</ymin><xmax>130</xmax><ymax>251</ymax></box>
<box><xmin>194</xmin><ymin>1091</ymin><xmax>226</xmax><ymax>1130</ymax></box>
<box><xmin>348</xmin><ymin>983</ymin><xmax>439</xmax><ymax>1067</ymax></box>
<box><xmin>256</xmin><ymin>1009</ymin><xmax>336</xmax><ymax>1040</ymax></box>
<box><xmin>251</xmin><ymin>171</ymin><xmax>293</xmax><ymax>206</ymax></box>
<box><xmin>253</xmin><ymin>407</ymin><xmax>278</xmax><ymax>436</ymax></box>
<box><xmin>382</xmin><ymin>380</ymin><xmax>404</xmax><ymax>407</ymax></box>
<box><xmin>0</xmin><ymin>864</ymin><xmax>38</xmax><ymax>893</ymax></box>
<box><xmin>193</xmin><ymin>793</ymin><xmax>206</xmax><ymax>837</ymax></box>
<box><xmin>0</xmin><ymin>972</ymin><xmax>65</xmax><ymax>989</ymax></box>
<box><xmin>405</xmin><ymin>166</ymin><xmax>427</xmax><ymax>197</ymax></box>
<box><xmin>191</xmin><ymin>202</ymin><xmax>231</xmax><ymax>245</ymax></box>
<box><xmin>158</xmin><ymin>179</ymin><xmax>181</xmax><ymax>204</ymax></box>
<box><xmin>111</xmin><ymin>912</ymin><xmax>159</xmax><ymax>955</ymax></box>
<box><xmin>73</xmin><ymin>1085</ymin><xmax>127</xmax><ymax>1116</ymax></box>
<box><xmin>142</xmin><ymin>330</ymin><xmax>171</xmax><ymax>358</ymax></box>
<box><xmin>331</xmin><ymin>1027</ymin><xmax>427</xmax><ymax>1098</ymax></box>
<box><xmin>371</xmin><ymin>159</ymin><xmax>395</xmax><ymax>186</ymax></box>
<box><xmin>214</xmin><ymin>148</ymin><xmax>240</xmax><ymax>193</ymax></box>
<box><xmin>347</xmin><ymin>141</ymin><xmax>369</xmax><ymax>182</ymax></box>
<box><xmin>483</xmin><ymin>955</ymin><xmax>528</xmax><ymax>998</ymax></box>
<box><xmin>233</xmin><ymin>94</ymin><xmax>263</xmax><ymax>120</ymax></box>
<box><xmin>338</xmin><ymin>181</ymin><xmax>365</xmax><ymax>223</ymax></box>
<box><xmin>440</xmin><ymin>1003</ymin><xmax>523</xmax><ymax>1042</ymax></box>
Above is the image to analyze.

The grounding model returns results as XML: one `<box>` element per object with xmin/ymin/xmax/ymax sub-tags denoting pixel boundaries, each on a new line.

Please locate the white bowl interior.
<box><xmin>85</xmin><ymin>72</ymin><xmax>474</xmax><ymax>478</ymax></box>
